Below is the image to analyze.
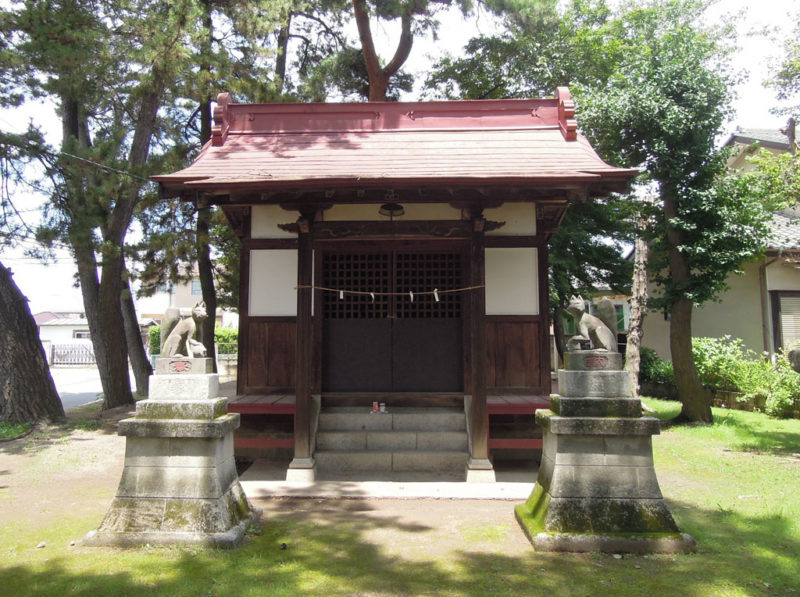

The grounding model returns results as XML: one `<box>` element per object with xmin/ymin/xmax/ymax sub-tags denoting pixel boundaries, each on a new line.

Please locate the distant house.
<box><xmin>643</xmin><ymin>128</ymin><xmax>800</xmax><ymax>359</ymax></box>
<box><xmin>36</xmin><ymin>311</ymin><xmax>157</xmax><ymax>364</ymax></box>
<box><xmin>136</xmin><ymin>268</ymin><xmax>238</xmax><ymax>329</ymax></box>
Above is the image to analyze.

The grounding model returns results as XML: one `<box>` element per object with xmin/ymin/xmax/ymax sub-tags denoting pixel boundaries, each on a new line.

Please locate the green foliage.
<box><xmin>768</xmin><ymin>15</ymin><xmax>800</xmax><ymax>118</ymax></box>
<box><xmin>0</xmin><ymin>422</ymin><xmax>31</xmax><ymax>440</ymax></box>
<box><xmin>639</xmin><ymin>347</ymin><xmax>675</xmax><ymax>387</ymax></box>
<box><xmin>214</xmin><ymin>326</ymin><xmax>239</xmax><ymax>354</ymax></box>
<box><xmin>739</xmin><ymin>150</ymin><xmax>800</xmax><ymax>210</ymax></box>
<box><xmin>149</xmin><ymin>325</ymin><xmax>161</xmax><ymax>355</ymax></box>
<box><xmin>148</xmin><ymin>324</ymin><xmax>237</xmax><ymax>354</ymax></box>
<box><xmin>692</xmin><ymin>337</ymin><xmax>800</xmax><ymax>418</ymax></box>
<box><xmin>578</xmin><ymin>0</ymin><xmax>771</xmax><ymax>311</ymax></box>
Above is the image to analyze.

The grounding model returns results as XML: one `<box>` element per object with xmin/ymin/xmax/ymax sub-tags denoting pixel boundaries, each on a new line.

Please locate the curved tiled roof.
<box><xmin>153</xmin><ymin>89</ymin><xmax>636</xmax><ymax>196</ymax></box>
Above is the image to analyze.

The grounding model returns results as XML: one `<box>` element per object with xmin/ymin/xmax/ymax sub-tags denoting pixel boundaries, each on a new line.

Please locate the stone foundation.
<box><xmin>516</xmin><ymin>353</ymin><xmax>695</xmax><ymax>554</ymax></box>
<box><xmin>85</xmin><ymin>358</ymin><xmax>260</xmax><ymax>548</ymax></box>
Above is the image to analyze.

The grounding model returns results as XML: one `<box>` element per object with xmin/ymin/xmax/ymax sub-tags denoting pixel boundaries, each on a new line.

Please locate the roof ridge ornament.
<box><xmin>556</xmin><ymin>87</ymin><xmax>578</xmax><ymax>141</ymax></box>
<box><xmin>212</xmin><ymin>92</ymin><xmax>233</xmax><ymax>146</ymax></box>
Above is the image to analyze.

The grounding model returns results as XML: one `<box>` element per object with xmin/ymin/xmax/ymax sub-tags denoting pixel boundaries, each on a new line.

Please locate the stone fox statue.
<box><xmin>565</xmin><ymin>295</ymin><xmax>618</xmax><ymax>352</ymax></box>
<box><xmin>161</xmin><ymin>301</ymin><xmax>208</xmax><ymax>358</ymax></box>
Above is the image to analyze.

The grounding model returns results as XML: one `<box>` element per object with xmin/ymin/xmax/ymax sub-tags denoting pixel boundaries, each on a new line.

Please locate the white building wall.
<box><xmin>251</xmin><ymin>205</ymin><xmax>298</xmax><ymax>239</ymax></box>
<box><xmin>484</xmin><ymin>203</ymin><xmax>536</xmax><ymax>236</ymax></box>
<box><xmin>642</xmin><ymin>260</ymin><xmax>765</xmax><ymax>359</ymax></box>
<box><xmin>38</xmin><ymin>326</ymin><xmax>88</xmax><ymax>343</ymax></box>
<box><xmin>485</xmin><ymin>247</ymin><xmax>539</xmax><ymax>315</ymax></box>
<box><xmin>249</xmin><ymin>249</ymin><xmax>298</xmax><ymax>316</ymax></box>
<box><xmin>766</xmin><ymin>260</ymin><xmax>800</xmax><ymax>291</ymax></box>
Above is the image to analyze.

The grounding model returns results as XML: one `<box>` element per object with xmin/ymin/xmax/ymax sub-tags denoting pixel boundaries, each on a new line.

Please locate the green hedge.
<box><xmin>149</xmin><ymin>325</ymin><xmax>238</xmax><ymax>355</ymax></box>
<box><xmin>640</xmin><ymin>337</ymin><xmax>800</xmax><ymax>418</ymax></box>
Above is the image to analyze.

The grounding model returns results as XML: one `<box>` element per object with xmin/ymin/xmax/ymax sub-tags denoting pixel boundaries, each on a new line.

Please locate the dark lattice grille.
<box><xmin>322</xmin><ymin>251</ymin><xmax>462</xmax><ymax>320</ymax></box>
<box><xmin>322</xmin><ymin>253</ymin><xmax>390</xmax><ymax>319</ymax></box>
<box><xmin>395</xmin><ymin>252</ymin><xmax>462</xmax><ymax>319</ymax></box>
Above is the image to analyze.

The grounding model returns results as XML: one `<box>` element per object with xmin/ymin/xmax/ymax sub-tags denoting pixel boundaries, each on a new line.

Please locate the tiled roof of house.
<box><xmin>153</xmin><ymin>89</ymin><xmax>636</xmax><ymax>196</ymax></box>
<box><xmin>726</xmin><ymin>128</ymin><xmax>791</xmax><ymax>151</ymax></box>
<box><xmin>769</xmin><ymin>210</ymin><xmax>800</xmax><ymax>251</ymax></box>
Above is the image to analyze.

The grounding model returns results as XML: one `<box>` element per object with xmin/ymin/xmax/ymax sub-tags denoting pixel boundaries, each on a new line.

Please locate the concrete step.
<box><xmin>316</xmin><ymin>430</ymin><xmax>468</xmax><ymax>452</ymax></box>
<box><xmin>318</xmin><ymin>407</ymin><xmax>466</xmax><ymax>432</ymax></box>
<box><xmin>313</xmin><ymin>450</ymin><xmax>469</xmax><ymax>473</ymax></box>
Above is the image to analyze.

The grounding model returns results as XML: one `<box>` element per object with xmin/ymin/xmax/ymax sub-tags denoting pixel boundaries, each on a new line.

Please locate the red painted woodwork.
<box><xmin>486</xmin><ymin>395</ymin><xmax>550</xmax><ymax>455</ymax></box>
<box><xmin>153</xmin><ymin>91</ymin><xmax>636</xmax><ymax>194</ymax></box>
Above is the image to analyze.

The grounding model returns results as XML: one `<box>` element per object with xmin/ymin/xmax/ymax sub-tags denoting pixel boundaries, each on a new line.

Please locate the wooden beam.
<box><xmin>469</xmin><ymin>215</ymin><xmax>489</xmax><ymax>462</ymax></box>
<box><xmin>538</xmin><ymin>243</ymin><xmax>552</xmax><ymax>393</ymax></box>
<box><xmin>293</xmin><ymin>222</ymin><xmax>313</xmax><ymax>460</ymax></box>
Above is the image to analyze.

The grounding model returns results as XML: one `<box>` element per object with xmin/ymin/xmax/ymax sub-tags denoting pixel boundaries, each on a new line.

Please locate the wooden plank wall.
<box><xmin>244</xmin><ymin>317</ymin><xmax>296</xmax><ymax>393</ymax></box>
<box><xmin>486</xmin><ymin>315</ymin><xmax>545</xmax><ymax>393</ymax></box>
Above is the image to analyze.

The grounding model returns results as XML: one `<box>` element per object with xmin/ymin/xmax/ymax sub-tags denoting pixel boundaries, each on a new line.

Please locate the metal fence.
<box><xmin>51</xmin><ymin>343</ymin><xmax>96</xmax><ymax>365</ymax></box>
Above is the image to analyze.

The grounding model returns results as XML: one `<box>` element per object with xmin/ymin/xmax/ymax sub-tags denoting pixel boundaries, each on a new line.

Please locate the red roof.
<box><xmin>153</xmin><ymin>88</ymin><xmax>635</xmax><ymax>194</ymax></box>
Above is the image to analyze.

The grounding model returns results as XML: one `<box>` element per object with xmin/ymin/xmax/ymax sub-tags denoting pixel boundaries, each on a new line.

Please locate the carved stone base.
<box><xmin>516</xmin><ymin>402</ymin><xmax>695</xmax><ymax>553</ymax></box>
<box><xmin>85</xmin><ymin>372</ymin><xmax>260</xmax><ymax>548</ymax></box>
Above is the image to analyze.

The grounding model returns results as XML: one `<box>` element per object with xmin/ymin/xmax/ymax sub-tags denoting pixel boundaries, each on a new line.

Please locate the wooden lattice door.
<box><xmin>322</xmin><ymin>251</ymin><xmax>464</xmax><ymax>392</ymax></box>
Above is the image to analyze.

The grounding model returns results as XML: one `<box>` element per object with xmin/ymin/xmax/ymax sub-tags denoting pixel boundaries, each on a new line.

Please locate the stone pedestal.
<box><xmin>516</xmin><ymin>350</ymin><xmax>695</xmax><ymax>553</ymax></box>
<box><xmin>85</xmin><ymin>357</ymin><xmax>260</xmax><ymax>548</ymax></box>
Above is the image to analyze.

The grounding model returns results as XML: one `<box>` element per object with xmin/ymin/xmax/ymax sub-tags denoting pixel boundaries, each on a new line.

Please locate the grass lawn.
<box><xmin>1</xmin><ymin>399</ymin><xmax>799</xmax><ymax>596</ymax></box>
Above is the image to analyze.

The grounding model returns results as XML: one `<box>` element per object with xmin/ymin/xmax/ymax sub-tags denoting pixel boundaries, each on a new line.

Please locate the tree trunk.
<box><xmin>624</xmin><ymin>223</ymin><xmax>649</xmax><ymax>397</ymax></box>
<box><xmin>121</xmin><ymin>272</ymin><xmax>152</xmax><ymax>397</ymax></box>
<box><xmin>352</xmin><ymin>0</ymin><xmax>414</xmax><ymax>102</ymax></box>
<box><xmin>0</xmin><ymin>262</ymin><xmax>65</xmax><ymax>423</ymax></box>
<box><xmin>663</xmin><ymin>187</ymin><xmax>712</xmax><ymax>423</ymax></box>
<box><xmin>197</xmin><ymin>204</ymin><xmax>218</xmax><ymax>367</ymax></box>
<box><xmin>275</xmin><ymin>13</ymin><xmax>292</xmax><ymax>94</ymax></box>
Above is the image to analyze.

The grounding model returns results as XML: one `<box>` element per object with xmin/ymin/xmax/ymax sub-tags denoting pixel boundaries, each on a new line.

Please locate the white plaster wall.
<box><xmin>485</xmin><ymin>247</ymin><xmax>538</xmax><ymax>315</ymax></box>
<box><xmin>322</xmin><ymin>203</ymin><xmax>460</xmax><ymax>221</ymax></box>
<box><xmin>766</xmin><ymin>260</ymin><xmax>800</xmax><ymax>291</ymax></box>
<box><xmin>251</xmin><ymin>205</ymin><xmax>298</xmax><ymax>239</ymax></box>
<box><xmin>249</xmin><ymin>249</ymin><xmax>298</xmax><ymax>316</ymax></box>
<box><xmin>642</xmin><ymin>261</ymin><xmax>765</xmax><ymax>359</ymax></box>
<box><xmin>38</xmin><ymin>326</ymin><xmax>86</xmax><ymax>343</ymax></box>
<box><xmin>484</xmin><ymin>203</ymin><xmax>537</xmax><ymax>236</ymax></box>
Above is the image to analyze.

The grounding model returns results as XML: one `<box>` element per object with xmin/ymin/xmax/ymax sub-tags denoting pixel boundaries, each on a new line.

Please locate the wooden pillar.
<box><xmin>292</xmin><ymin>216</ymin><xmax>313</xmax><ymax>466</ymax></box>
<box><xmin>538</xmin><ymin>242</ymin><xmax>553</xmax><ymax>394</ymax></box>
<box><xmin>467</xmin><ymin>215</ymin><xmax>493</xmax><ymax>480</ymax></box>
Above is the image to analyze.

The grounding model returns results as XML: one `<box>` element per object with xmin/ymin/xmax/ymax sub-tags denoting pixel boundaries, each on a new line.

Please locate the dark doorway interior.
<box><xmin>322</xmin><ymin>251</ymin><xmax>464</xmax><ymax>392</ymax></box>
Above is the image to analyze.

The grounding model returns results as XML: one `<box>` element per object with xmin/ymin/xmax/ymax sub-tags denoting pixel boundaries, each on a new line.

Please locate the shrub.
<box><xmin>147</xmin><ymin>325</ymin><xmax>238</xmax><ymax>354</ymax></box>
<box><xmin>691</xmin><ymin>336</ymin><xmax>800</xmax><ymax>418</ymax></box>
<box><xmin>639</xmin><ymin>347</ymin><xmax>676</xmax><ymax>387</ymax></box>
<box><xmin>692</xmin><ymin>336</ymin><xmax>746</xmax><ymax>391</ymax></box>
<box><xmin>149</xmin><ymin>325</ymin><xmax>160</xmax><ymax>354</ymax></box>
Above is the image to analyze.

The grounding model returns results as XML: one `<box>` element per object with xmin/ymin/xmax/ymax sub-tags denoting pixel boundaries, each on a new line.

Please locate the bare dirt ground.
<box><xmin>0</xmin><ymin>407</ymin><xmax>533</xmax><ymax>556</ymax></box>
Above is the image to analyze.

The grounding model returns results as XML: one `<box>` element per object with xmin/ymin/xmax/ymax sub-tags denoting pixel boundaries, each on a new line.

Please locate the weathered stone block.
<box><xmin>392</xmin><ymin>450</ymin><xmax>468</xmax><ymax>472</ymax></box>
<box><xmin>316</xmin><ymin>431</ymin><xmax>367</xmax><ymax>451</ymax></box>
<box><xmin>136</xmin><ymin>398</ymin><xmax>228</xmax><ymax>420</ymax></box>
<box><xmin>563</xmin><ymin>350</ymin><xmax>622</xmax><ymax>371</ymax></box>
<box><xmin>517</xmin><ymin>386</ymin><xmax>694</xmax><ymax>554</ymax></box>
<box><xmin>558</xmin><ymin>369</ymin><xmax>630</xmax><ymax>398</ymax></box>
<box><xmin>551</xmin><ymin>396</ymin><xmax>642</xmax><ymax>418</ymax></box>
<box><xmin>149</xmin><ymin>373</ymin><xmax>219</xmax><ymax>400</ymax></box>
<box><xmin>155</xmin><ymin>357</ymin><xmax>215</xmax><ymax>375</ymax></box>
<box><xmin>416</xmin><ymin>431</ymin><xmax>468</xmax><ymax>451</ymax></box>
<box><xmin>367</xmin><ymin>431</ymin><xmax>416</xmax><ymax>450</ymax></box>
<box><xmin>546</xmin><ymin>463</ymin><xmax>664</xmax><ymax>499</ymax></box>
<box><xmin>116</xmin><ymin>460</ymin><xmax>237</xmax><ymax>500</ymax></box>
<box><xmin>119</xmin><ymin>414</ymin><xmax>240</xmax><ymax>438</ymax></box>
<box><xmin>537</xmin><ymin>413</ymin><xmax>661</xmax><ymax>436</ymax></box>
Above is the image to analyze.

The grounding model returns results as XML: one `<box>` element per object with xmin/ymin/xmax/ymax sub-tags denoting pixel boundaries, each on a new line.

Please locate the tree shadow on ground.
<box><xmin>711</xmin><ymin>412</ymin><xmax>800</xmax><ymax>456</ymax></box>
<box><xmin>1</xmin><ymin>494</ymin><xmax>798</xmax><ymax>596</ymax></box>
<box><xmin>0</xmin><ymin>412</ymin><xmax>127</xmax><ymax>456</ymax></box>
